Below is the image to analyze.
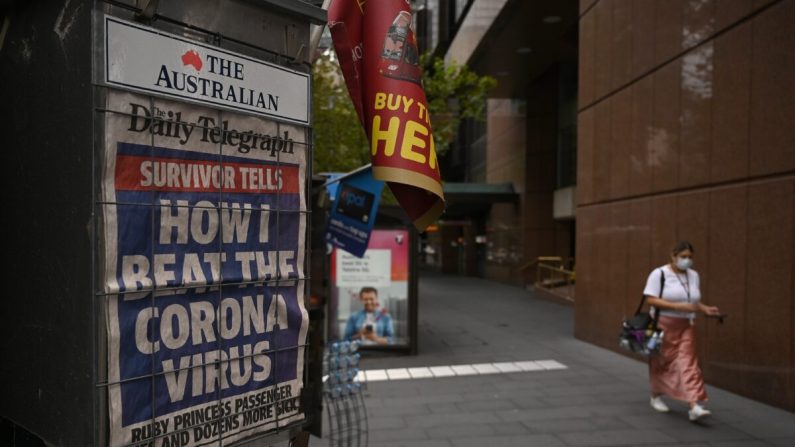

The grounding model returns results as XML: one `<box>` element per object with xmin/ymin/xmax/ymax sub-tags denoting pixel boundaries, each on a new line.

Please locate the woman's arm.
<box><xmin>646</xmin><ymin>296</ymin><xmax>698</xmax><ymax>312</ymax></box>
<box><xmin>698</xmin><ymin>302</ymin><xmax>721</xmax><ymax>316</ymax></box>
<box><xmin>646</xmin><ymin>296</ymin><xmax>721</xmax><ymax>315</ymax></box>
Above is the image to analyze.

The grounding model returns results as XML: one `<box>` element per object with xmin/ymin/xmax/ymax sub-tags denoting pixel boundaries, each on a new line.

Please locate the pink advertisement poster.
<box><xmin>330</xmin><ymin>229</ymin><xmax>410</xmax><ymax>347</ymax></box>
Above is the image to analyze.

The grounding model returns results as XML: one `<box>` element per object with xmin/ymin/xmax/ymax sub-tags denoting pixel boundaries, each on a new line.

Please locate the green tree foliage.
<box><xmin>311</xmin><ymin>51</ymin><xmax>496</xmax><ymax>172</ymax></box>
<box><xmin>421</xmin><ymin>54</ymin><xmax>496</xmax><ymax>156</ymax></box>
<box><xmin>311</xmin><ymin>52</ymin><xmax>370</xmax><ymax>174</ymax></box>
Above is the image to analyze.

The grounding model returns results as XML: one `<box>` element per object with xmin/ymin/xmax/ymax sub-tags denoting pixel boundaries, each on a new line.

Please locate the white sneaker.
<box><xmin>650</xmin><ymin>396</ymin><xmax>670</xmax><ymax>413</ymax></box>
<box><xmin>688</xmin><ymin>404</ymin><xmax>712</xmax><ymax>421</ymax></box>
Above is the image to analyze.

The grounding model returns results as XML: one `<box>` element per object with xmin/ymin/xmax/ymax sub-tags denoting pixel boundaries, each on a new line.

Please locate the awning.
<box><xmin>442</xmin><ymin>182</ymin><xmax>517</xmax><ymax>218</ymax></box>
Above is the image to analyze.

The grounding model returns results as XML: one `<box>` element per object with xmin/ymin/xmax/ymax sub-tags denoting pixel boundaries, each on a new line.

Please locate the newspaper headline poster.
<box><xmin>102</xmin><ymin>90</ymin><xmax>308</xmax><ymax>446</ymax></box>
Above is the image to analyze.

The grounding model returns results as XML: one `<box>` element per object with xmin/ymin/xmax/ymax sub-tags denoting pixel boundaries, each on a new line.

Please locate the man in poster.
<box><xmin>344</xmin><ymin>286</ymin><xmax>394</xmax><ymax>345</ymax></box>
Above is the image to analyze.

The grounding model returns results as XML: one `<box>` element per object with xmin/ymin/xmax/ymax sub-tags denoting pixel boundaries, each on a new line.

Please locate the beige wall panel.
<box><xmin>715</xmin><ymin>0</ymin><xmax>752</xmax><ymax>30</ymax></box>
<box><xmin>610</xmin><ymin>87</ymin><xmax>633</xmax><ymax>199</ymax></box>
<box><xmin>749</xmin><ymin>1</ymin><xmax>795</xmax><ymax>176</ymax></box>
<box><xmin>711</xmin><ymin>22</ymin><xmax>751</xmax><ymax>183</ymax></box>
<box><xmin>679</xmin><ymin>42</ymin><xmax>713</xmax><ymax>188</ymax></box>
<box><xmin>745</xmin><ymin>178</ymin><xmax>794</xmax><ymax>409</ymax></box>
<box><xmin>629</xmin><ymin>76</ymin><xmax>655</xmax><ymax>196</ymax></box>
<box><xmin>577</xmin><ymin>108</ymin><xmax>596</xmax><ymax>205</ymax></box>
<box><xmin>595</xmin><ymin>0</ymin><xmax>614</xmax><ymax>100</ymax></box>
<box><xmin>612</xmin><ymin>0</ymin><xmax>633</xmax><ymax>89</ymax></box>
<box><xmin>579</xmin><ymin>8</ymin><xmax>597</xmax><ymax>108</ymax></box>
<box><xmin>594</xmin><ymin>99</ymin><xmax>613</xmax><ymax>202</ymax></box>
<box><xmin>654</xmin><ymin>0</ymin><xmax>684</xmax><ymax>65</ymax></box>
<box><xmin>631</xmin><ymin>0</ymin><xmax>656</xmax><ymax>78</ymax></box>
<box><xmin>705</xmin><ymin>184</ymin><xmax>749</xmax><ymax>394</ymax></box>
<box><xmin>651</xmin><ymin>62</ymin><xmax>682</xmax><ymax>192</ymax></box>
<box><xmin>626</xmin><ymin>199</ymin><xmax>653</xmax><ymax>316</ymax></box>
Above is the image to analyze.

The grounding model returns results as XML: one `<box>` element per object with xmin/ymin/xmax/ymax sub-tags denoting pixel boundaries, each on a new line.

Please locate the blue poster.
<box><xmin>103</xmin><ymin>91</ymin><xmax>308</xmax><ymax>447</ymax></box>
<box><xmin>325</xmin><ymin>167</ymin><xmax>384</xmax><ymax>258</ymax></box>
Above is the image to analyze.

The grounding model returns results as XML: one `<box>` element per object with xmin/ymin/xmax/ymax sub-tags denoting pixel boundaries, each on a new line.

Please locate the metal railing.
<box><xmin>524</xmin><ymin>257</ymin><xmax>575</xmax><ymax>302</ymax></box>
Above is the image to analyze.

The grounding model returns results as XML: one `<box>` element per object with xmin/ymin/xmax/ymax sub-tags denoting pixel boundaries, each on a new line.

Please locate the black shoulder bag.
<box><xmin>619</xmin><ymin>269</ymin><xmax>665</xmax><ymax>355</ymax></box>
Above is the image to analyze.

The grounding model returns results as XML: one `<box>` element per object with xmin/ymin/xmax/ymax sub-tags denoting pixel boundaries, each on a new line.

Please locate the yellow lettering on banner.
<box><xmin>371</xmin><ymin>114</ymin><xmax>438</xmax><ymax>170</ymax></box>
<box><xmin>402</xmin><ymin>97</ymin><xmax>415</xmax><ymax>113</ymax></box>
<box><xmin>387</xmin><ymin>94</ymin><xmax>401</xmax><ymax>111</ymax></box>
<box><xmin>400</xmin><ymin>120</ymin><xmax>427</xmax><ymax>164</ymax></box>
<box><xmin>375</xmin><ymin>93</ymin><xmax>416</xmax><ymax>114</ymax></box>
<box><xmin>374</xmin><ymin>92</ymin><xmax>386</xmax><ymax>110</ymax></box>
<box><xmin>417</xmin><ymin>102</ymin><xmax>427</xmax><ymax>121</ymax></box>
<box><xmin>429</xmin><ymin>136</ymin><xmax>438</xmax><ymax>170</ymax></box>
<box><xmin>371</xmin><ymin>115</ymin><xmax>400</xmax><ymax>156</ymax></box>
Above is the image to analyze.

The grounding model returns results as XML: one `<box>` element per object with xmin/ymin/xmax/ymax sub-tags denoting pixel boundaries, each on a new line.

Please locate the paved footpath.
<box><xmin>322</xmin><ymin>272</ymin><xmax>795</xmax><ymax>447</ymax></box>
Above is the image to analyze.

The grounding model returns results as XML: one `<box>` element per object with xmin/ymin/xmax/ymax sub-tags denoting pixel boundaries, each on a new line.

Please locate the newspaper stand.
<box><xmin>1</xmin><ymin>1</ymin><xmax>325</xmax><ymax>445</ymax></box>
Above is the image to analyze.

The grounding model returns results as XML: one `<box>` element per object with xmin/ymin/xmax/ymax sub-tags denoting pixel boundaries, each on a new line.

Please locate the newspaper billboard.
<box><xmin>102</xmin><ymin>90</ymin><xmax>308</xmax><ymax>446</ymax></box>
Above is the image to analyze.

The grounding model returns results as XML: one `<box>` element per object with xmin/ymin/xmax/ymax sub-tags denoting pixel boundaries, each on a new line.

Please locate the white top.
<box><xmin>643</xmin><ymin>264</ymin><xmax>701</xmax><ymax>319</ymax></box>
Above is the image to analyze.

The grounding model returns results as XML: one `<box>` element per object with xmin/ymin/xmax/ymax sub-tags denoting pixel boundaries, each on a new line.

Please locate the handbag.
<box><xmin>619</xmin><ymin>268</ymin><xmax>665</xmax><ymax>355</ymax></box>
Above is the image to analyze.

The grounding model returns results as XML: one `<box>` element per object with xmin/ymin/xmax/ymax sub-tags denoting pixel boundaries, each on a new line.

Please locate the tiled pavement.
<box><xmin>319</xmin><ymin>272</ymin><xmax>795</xmax><ymax>447</ymax></box>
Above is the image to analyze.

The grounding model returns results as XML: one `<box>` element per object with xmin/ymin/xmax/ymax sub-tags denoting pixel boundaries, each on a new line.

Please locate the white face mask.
<box><xmin>676</xmin><ymin>257</ymin><xmax>693</xmax><ymax>270</ymax></box>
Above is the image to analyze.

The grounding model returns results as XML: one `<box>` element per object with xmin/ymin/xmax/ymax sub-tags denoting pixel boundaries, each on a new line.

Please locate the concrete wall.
<box><xmin>575</xmin><ymin>0</ymin><xmax>795</xmax><ymax>411</ymax></box>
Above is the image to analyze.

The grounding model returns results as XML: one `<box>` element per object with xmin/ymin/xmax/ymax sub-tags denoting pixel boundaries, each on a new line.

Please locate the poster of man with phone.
<box><xmin>332</xmin><ymin>229</ymin><xmax>410</xmax><ymax>347</ymax></box>
<box><xmin>344</xmin><ymin>286</ymin><xmax>395</xmax><ymax>345</ymax></box>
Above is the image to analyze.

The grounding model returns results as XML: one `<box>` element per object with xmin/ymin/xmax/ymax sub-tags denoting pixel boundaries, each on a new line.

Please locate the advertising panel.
<box><xmin>331</xmin><ymin>229</ymin><xmax>410</xmax><ymax>347</ymax></box>
<box><xmin>102</xmin><ymin>90</ymin><xmax>307</xmax><ymax>446</ymax></box>
<box><xmin>325</xmin><ymin>168</ymin><xmax>384</xmax><ymax>258</ymax></box>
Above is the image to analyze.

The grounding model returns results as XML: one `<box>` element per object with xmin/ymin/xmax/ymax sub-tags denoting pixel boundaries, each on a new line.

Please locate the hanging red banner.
<box><xmin>329</xmin><ymin>0</ymin><xmax>445</xmax><ymax>230</ymax></box>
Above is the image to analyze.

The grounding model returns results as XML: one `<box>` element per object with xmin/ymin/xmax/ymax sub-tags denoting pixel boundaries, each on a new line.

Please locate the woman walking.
<box><xmin>643</xmin><ymin>241</ymin><xmax>721</xmax><ymax>421</ymax></box>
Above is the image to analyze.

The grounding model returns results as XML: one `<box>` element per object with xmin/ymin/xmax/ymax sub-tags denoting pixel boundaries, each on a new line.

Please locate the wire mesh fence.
<box><xmin>323</xmin><ymin>341</ymin><xmax>368</xmax><ymax>447</ymax></box>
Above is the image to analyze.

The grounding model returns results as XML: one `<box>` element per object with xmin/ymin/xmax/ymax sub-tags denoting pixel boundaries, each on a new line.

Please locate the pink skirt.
<box><xmin>649</xmin><ymin>316</ymin><xmax>708</xmax><ymax>403</ymax></box>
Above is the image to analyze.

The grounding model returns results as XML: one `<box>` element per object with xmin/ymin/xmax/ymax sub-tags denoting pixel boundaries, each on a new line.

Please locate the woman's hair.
<box><xmin>672</xmin><ymin>241</ymin><xmax>694</xmax><ymax>255</ymax></box>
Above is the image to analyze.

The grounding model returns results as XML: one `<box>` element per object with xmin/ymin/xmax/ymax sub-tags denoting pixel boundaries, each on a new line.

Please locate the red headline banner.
<box><xmin>115</xmin><ymin>155</ymin><xmax>299</xmax><ymax>194</ymax></box>
<box><xmin>329</xmin><ymin>0</ymin><xmax>445</xmax><ymax>230</ymax></box>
